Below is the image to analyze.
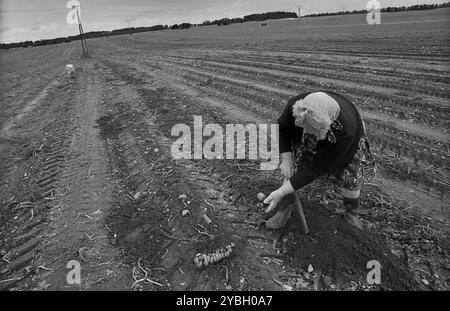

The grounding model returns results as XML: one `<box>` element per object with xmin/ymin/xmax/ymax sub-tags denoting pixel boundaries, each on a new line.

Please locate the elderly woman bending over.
<box><xmin>264</xmin><ymin>91</ymin><xmax>376</xmax><ymax>230</ymax></box>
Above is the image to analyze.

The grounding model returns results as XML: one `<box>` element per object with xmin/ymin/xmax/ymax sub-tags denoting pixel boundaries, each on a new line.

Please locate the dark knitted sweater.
<box><xmin>278</xmin><ymin>91</ymin><xmax>364</xmax><ymax>191</ymax></box>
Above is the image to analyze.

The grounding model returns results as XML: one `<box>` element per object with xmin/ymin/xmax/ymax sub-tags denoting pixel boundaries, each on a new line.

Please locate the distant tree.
<box><xmin>179</xmin><ymin>23</ymin><xmax>191</xmax><ymax>29</ymax></box>
<box><xmin>150</xmin><ymin>25</ymin><xmax>165</xmax><ymax>31</ymax></box>
<box><xmin>243</xmin><ymin>11</ymin><xmax>297</xmax><ymax>22</ymax></box>
<box><xmin>303</xmin><ymin>1</ymin><xmax>450</xmax><ymax>18</ymax></box>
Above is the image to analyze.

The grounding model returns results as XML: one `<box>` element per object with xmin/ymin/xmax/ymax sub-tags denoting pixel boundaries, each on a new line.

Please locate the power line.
<box><xmin>68</xmin><ymin>4</ymin><xmax>88</xmax><ymax>56</ymax></box>
<box><xmin>0</xmin><ymin>7</ymin><xmax>113</xmax><ymax>13</ymax></box>
<box><xmin>0</xmin><ymin>9</ymin><xmax>66</xmax><ymax>13</ymax></box>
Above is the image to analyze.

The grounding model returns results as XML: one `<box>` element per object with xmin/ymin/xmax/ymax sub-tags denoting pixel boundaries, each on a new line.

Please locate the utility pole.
<box><xmin>298</xmin><ymin>6</ymin><xmax>301</xmax><ymax>23</ymax></box>
<box><xmin>74</xmin><ymin>4</ymin><xmax>88</xmax><ymax>56</ymax></box>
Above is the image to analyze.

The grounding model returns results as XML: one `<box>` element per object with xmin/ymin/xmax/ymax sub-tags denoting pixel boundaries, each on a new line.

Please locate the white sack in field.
<box><xmin>66</xmin><ymin>64</ymin><xmax>75</xmax><ymax>75</ymax></box>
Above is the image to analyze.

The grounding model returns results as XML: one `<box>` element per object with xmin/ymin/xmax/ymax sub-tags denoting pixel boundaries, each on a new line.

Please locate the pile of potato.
<box><xmin>193</xmin><ymin>242</ymin><xmax>235</xmax><ymax>268</ymax></box>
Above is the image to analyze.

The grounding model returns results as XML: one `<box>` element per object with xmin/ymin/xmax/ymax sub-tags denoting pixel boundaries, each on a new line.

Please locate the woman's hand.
<box><xmin>263</xmin><ymin>189</ymin><xmax>284</xmax><ymax>213</ymax></box>
<box><xmin>280</xmin><ymin>152</ymin><xmax>294</xmax><ymax>180</ymax></box>
<box><xmin>263</xmin><ymin>181</ymin><xmax>295</xmax><ymax>213</ymax></box>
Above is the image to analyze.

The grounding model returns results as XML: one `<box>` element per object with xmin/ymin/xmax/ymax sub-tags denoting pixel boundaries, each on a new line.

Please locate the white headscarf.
<box><xmin>292</xmin><ymin>92</ymin><xmax>340</xmax><ymax>140</ymax></box>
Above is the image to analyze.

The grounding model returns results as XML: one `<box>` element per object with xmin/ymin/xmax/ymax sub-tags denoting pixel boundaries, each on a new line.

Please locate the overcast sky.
<box><xmin>0</xmin><ymin>0</ymin><xmax>448</xmax><ymax>43</ymax></box>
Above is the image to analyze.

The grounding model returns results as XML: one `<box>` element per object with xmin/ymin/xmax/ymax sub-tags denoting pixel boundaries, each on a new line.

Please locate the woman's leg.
<box><xmin>341</xmin><ymin>187</ymin><xmax>363</xmax><ymax>230</ymax></box>
<box><xmin>341</xmin><ymin>133</ymin><xmax>376</xmax><ymax>230</ymax></box>
<box><xmin>339</xmin><ymin>148</ymin><xmax>364</xmax><ymax>229</ymax></box>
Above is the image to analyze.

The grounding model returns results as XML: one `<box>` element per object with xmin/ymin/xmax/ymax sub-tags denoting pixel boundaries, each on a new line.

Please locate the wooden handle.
<box><xmin>293</xmin><ymin>193</ymin><xmax>309</xmax><ymax>235</ymax></box>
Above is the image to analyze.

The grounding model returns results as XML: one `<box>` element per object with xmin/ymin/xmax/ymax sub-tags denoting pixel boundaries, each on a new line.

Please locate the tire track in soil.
<box><xmin>0</xmin><ymin>78</ymin><xmax>61</xmax><ymax>138</ymax></box>
<box><xmin>100</xmin><ymin>58</ymin><xmax>420</xmax><ymax>290</ymax></box>
<box><xmin>0</xmin><ymin>44</ymin><xmax>81</xmax><ymax>129</ymax></box>
<box><xmin>0</xmin><ymin>75</ymin><xmax>80</xmax><ymax>290</ymax></box>
<box><xmin>34</xmin><ymin>60</ymin><xmax>130</xmax><ymax>290</ymax></box>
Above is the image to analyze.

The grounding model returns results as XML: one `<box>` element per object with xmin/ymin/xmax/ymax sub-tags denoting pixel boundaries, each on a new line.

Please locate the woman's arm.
<box><xmin>277</xmin><ymin>98</ymin><xmax>302</xmax><ymax>180</ymax></box>
<box><xmin>289</xmin><ymin>133</ymin><xmax>353</xmax><ymax>190</ymax></box>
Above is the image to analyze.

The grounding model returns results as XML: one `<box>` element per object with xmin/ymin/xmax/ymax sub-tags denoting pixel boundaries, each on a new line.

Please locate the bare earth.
<box><xmin>0</xmin><ymin>9</ymin><xmax>449</xmax><ymax>291</ymax></box>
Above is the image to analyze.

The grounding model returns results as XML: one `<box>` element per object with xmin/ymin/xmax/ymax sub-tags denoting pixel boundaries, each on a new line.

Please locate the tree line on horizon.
<box><xmin>1</xmin><ymin>3</ymin><xmax>449</xmax><ymax>50</ymax></box>
<box><xmin>304</xmin><ymin>2</ymin><xmax>450</xmax><ymax>17</ymax></box>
